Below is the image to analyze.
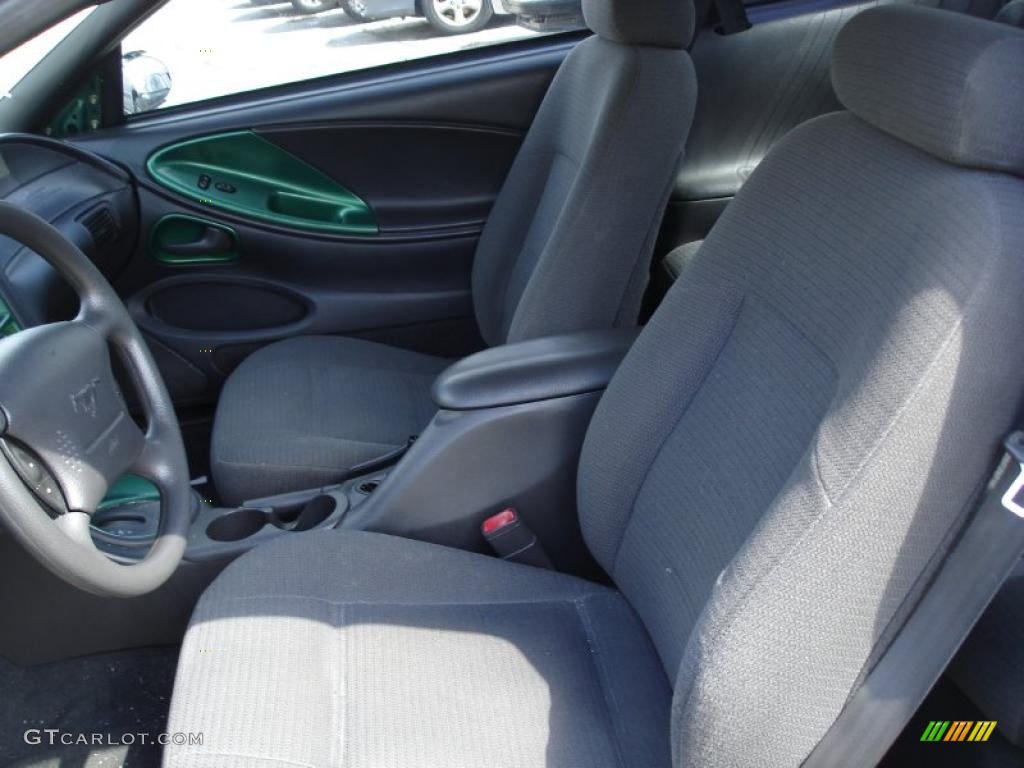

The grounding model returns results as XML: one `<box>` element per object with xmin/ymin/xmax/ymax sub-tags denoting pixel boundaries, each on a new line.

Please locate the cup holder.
<box><xmin>279</xmin><ymin>494</ymin><xmax>337</xmax><ymax>532</ymax></box>
<box><xmin>205</xmin><ymin>495</ymin><xmax>339</xmax><ymax>542</ymax></box>
<box><xmin>206</xmin><ymin>507</ymin><xmax>268</xmax><ymax>542</ymax></box>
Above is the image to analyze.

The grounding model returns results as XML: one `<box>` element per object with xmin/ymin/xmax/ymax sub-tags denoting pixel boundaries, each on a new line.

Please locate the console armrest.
<box><xmin>432</xmin><ymin>328</ymin><xmax>639</xmax><ymax>411</ymax></box>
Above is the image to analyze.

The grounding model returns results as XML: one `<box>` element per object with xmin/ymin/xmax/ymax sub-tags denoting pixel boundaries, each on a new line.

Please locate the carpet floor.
<box><xmin>1</xmin><ymin>646</ymin><xmax>178</xmax><ymax>768</ymax></box>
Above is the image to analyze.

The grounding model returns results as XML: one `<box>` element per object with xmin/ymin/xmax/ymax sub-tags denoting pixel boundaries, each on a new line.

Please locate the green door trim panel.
<box><xmin>146</xmin><ymin>131</ymin><xmax>378</xmax><ymax>236</ymax></box>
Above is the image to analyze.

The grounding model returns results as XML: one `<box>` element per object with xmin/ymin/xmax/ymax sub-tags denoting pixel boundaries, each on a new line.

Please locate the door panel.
<box><xmin>117</xmin><ymin>184</ymin><xmax>480</xmax><ymax>399</ymax></box>
<box><xmin>73</xmin><ymin>39</ymin><xmax>574</xmax><ymax>407</ymax></box>
<box><xmin>146</xmin><ymin>131</ymin><xmax>378</xmax><ymax>236</ymax></box>
<box><xmin>263</xmin><ymin>122</ymin><xmax>523</xmax><ymax>232</ymax></box>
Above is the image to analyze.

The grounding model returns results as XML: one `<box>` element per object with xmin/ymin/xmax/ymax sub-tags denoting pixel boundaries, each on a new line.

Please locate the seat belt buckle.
<box><xmin>481</xmin><ymin>508</ymin><xmax>553</xmax><ymax>569</ymax></box>
<box><xmin>1000</xmin><ymin>431</ymin><xmax>1024</xmax><ymax>518</ymax></box>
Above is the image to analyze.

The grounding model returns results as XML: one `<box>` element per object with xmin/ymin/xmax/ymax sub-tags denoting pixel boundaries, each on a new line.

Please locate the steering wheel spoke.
<box><xmin>75</xmin><ymin>296</ymin><xmax>118</xmax><ymax>339</ymax></box>
<box><xmin>54</xmin><ymin>510</ymin><xmax>98</xmax><ymax>549</ymax></box>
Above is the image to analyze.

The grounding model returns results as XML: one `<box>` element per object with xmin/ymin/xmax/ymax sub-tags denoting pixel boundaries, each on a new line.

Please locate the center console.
<box><xmin>3</xmin><ymin>328</ymin><xmax>638</xmax><ymax>665</ymax></box>
<box><xmin>342</xmin><ymin>327</ymin><xmax>638</xmax><ymax>575</ymax></box>
<box><xmin>93</xmin><ymin>328</ymin><xmax>638</xmax><ymax>575</ymax></box>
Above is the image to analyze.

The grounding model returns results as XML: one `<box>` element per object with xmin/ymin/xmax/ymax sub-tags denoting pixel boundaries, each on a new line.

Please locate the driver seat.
<box><xmin>165</xmin><ymin>8</ymin><xmax>1024</xmax><ymax>767</ymax></box>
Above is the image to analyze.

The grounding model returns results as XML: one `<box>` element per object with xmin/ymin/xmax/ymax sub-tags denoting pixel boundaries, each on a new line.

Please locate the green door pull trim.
<box><xmin>151</xmin><ymin>214</ymin><xmax>239</xmax><ymax>265</ymax></box>
<box><xmin>146</xmin><ymin>131</ymin><xmax>377</xmax><ymax>236</ymax></box>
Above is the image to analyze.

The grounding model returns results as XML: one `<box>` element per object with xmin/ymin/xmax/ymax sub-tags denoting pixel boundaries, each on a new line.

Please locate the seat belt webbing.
<box><xmin>692</xmin><ymin>0</ymin><xmax>751</xmax><ymax>42</ymax></box>
<box><xmin>714</xmin><ymin>0</ymin><xmax>751</xmax><ymax>35</ymax></box>
<box><xmin>803</xmin><ymin>431</ymin><xmax>1024</xmax><ymax>767</ymax></box>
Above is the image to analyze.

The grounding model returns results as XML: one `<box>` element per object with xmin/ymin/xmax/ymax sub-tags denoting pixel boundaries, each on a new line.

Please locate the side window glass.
<box><xmin>122</xmin><ymin>0</ymin><xmax>585</xmax><ymax>115</ymax></box>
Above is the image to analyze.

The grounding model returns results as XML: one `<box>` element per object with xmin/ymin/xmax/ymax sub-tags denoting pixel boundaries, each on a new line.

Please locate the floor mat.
<box><xmin>0</xmin><ymin>646</ymin><xmax>178</xmax><ymax>768</ymax></box>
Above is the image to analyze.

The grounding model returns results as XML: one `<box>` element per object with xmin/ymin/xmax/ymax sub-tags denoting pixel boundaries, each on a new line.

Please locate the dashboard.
<box><xmin>0</xmin><ymin>134</ymin><xmax>138</xmax><ymax>333</ymax></box>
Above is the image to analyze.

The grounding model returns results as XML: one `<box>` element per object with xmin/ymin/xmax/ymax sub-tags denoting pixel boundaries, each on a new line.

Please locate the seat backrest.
<box><xmin>577</xmin><ymin>6</ymin><xmax>1024</xmax><ymax>766</ymax></box>
<box><xmin>471</xmin><ymin>0</ymin><xmax>696</xmax><ymax>347</ymax></box>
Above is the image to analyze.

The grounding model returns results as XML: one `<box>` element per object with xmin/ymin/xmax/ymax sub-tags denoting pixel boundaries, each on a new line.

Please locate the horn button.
<box><xmin>0</xmin><ymin>322</ymin><xmax>144</xmax><ymax>513</ymax></box>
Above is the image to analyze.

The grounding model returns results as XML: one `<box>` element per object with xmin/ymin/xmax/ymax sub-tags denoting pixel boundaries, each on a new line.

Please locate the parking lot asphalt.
<box><xmin>124</xmin><ymin>0</ymin><xmax>541</xmax><ymax>110</ymax></box>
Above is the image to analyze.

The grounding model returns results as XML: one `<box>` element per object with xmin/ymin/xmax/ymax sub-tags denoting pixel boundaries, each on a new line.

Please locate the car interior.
<box><xmin>0</xmin><ymin>0</ymin><xmax>1023</xmax><ymax>765</ymax></box>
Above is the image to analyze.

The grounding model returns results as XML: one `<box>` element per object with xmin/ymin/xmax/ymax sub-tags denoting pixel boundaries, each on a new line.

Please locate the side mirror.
<box><xmin>122</xmin><ymin>50</ymin><xmax>172</xmax><ymax>115</ymax></box>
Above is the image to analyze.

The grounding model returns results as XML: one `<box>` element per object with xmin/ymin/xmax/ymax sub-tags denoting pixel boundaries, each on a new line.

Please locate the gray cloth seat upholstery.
<box><xmin>662</xmin><ymin>239</ymin><xmax>703</xmax><ymax>281</ymax></box>
<box><xmin>997</xmin><ymin>0</ymin><xmax>1024</xmax><ymax>25</ymax></box>
<box><xmin>211</xmin><ymin>336</ymin><xmax>449</xmax><ymax>504</ymax></box>
<box><xmin>166</xmin><ymin>531</ymin><xmax>672</xmax><ymax>768</ymax></box>
<box><xmin>167</xmin><ymin>7</ymin><xmax>1024</xmax><ymax>767</ymax></box>
<box><xmin>209</xmin><ymin>0</ymin><xmax>698</xmax><ymax>506</ymax></box>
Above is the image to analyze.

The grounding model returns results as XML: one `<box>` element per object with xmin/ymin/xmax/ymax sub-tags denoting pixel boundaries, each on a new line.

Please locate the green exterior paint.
<box><xmin>151</xmin><ymin>214</ymin><xmax>239</xmax><ymax>265</ymax></box>
<box><xmin>0</xmin><ymin>296</ymin><xmax>22</xmax><ymax>337</ymax></box>
<box><xmin>98</xmin><ymin>474</ymin><xmax>161</xmax><ymax>511</ymax></box>
<box><xmin>45</xmin><ymin>73</ymin><xmax>104</xmax><ymax>139</ymax></box>
<box><xmin>146</xmin><ymin>131</ymin><xmax>377</xmax><ymax>236</ymax></box>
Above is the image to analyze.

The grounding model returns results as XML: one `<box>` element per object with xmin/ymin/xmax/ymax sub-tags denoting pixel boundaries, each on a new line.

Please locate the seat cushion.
<box><xmin>164</xmin><ymin>531</ymin><xmax>672</xmax><ymax>768</ymax></box>
<box><xmin>211</xmin><ymin>336</ymin><xmax>449</xmax><ymax>506</ymax></box>
<box><xmin>662</xmin><ymin>240</ymin><xmax>703</xmax><ymax>283</ymax></box>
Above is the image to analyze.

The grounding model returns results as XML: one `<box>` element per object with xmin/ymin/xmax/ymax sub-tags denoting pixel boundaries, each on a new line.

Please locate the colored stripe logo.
<box><xmin>920</xmin><ymin>721</ymin><xmax>997</xmax><ymax>742</ymax></box>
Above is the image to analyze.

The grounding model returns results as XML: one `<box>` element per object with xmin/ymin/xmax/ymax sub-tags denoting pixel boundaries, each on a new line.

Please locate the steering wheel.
<box><xmin>0</xmin><ymin>201</ymin><xmax>190</xmax><ymax>597</ymax></box>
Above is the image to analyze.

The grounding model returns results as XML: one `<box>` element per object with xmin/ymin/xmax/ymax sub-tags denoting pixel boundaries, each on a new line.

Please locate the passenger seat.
<box><xmin>210</xmin><ymin>0</ymin><xmax>699</xmax><ymax>506</ymax></box>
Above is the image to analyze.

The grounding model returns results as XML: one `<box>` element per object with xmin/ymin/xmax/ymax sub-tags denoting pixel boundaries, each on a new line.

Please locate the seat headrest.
<box><xmin>583</xmin><ymin>0</ymin><xmax>695</xmax><ymax>49</ymax></box>
<box><xmin>997</xmin><ymin>0</ymin><xmax>1024</xmax><ymax>28</ymax></box>
<box><xmin>832</xmin><ymin>5</ymin><xmax>1024</xmax><ymax>176</ymax></box>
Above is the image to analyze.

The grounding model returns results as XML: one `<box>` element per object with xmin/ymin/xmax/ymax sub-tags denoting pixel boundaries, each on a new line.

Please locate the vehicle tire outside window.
<box><xmin>339</xmin><ymin>0</ymin><xmax>375</xmax><ymax>21</ymax></box>
<box><xmin>290</xmin><ymin>0</ymin><xmax>340</xmax><ymax>13</ymax></box>
<box><xmin>422</xmin><ymin>0</ymin><xmax>494</xmax><ymax>34</ymax></box>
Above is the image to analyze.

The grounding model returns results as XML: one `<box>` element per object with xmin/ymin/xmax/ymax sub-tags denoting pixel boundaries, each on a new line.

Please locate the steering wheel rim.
<box><xmin>0</xmin><ymin>201</ymin><xmax>190</xmax><ymax>597</ymax></box>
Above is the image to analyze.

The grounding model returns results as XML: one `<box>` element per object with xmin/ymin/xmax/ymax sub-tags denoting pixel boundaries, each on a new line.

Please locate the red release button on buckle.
<box><xmin>482</xmin><ymin>508</ymin><xmax>517</xmax><ymax>536</ymax></box>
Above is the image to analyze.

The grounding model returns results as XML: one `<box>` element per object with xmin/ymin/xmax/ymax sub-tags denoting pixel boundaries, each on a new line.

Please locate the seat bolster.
<box><xmin>197</xmin><ymin>529</ymin><xmax>608</xmax><ymax>608</ymax></box>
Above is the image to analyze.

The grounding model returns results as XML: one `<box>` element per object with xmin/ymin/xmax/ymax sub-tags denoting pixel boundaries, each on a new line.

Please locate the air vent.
<box><xmin>80</xmin><ymin>206</ymin><xmax>118</xmax><ymax>249</ymax></box>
